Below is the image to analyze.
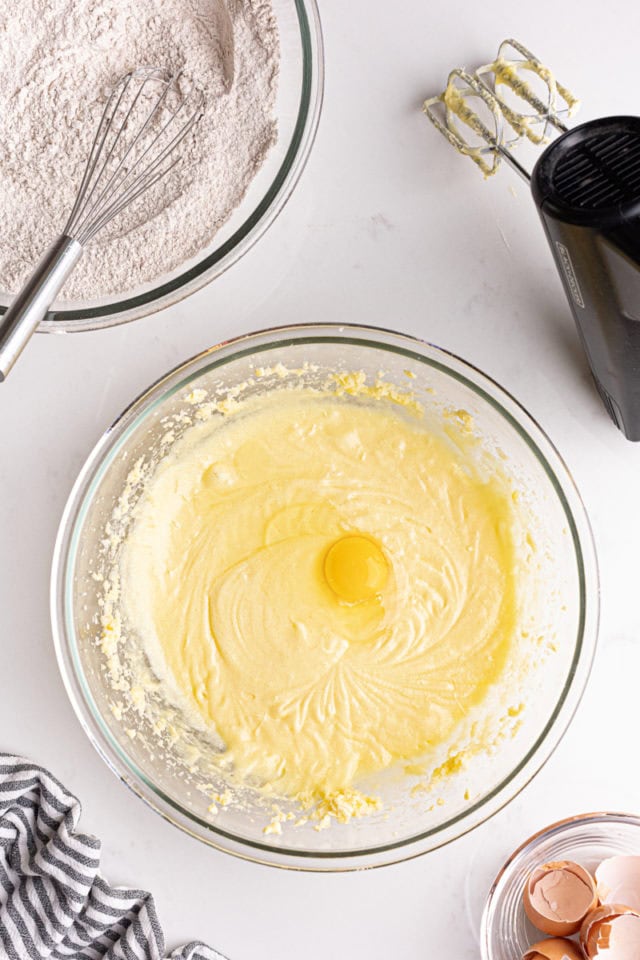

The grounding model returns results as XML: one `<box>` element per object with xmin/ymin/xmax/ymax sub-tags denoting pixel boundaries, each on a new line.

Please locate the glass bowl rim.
<box><xmin>14</xmin><ymin>0</ymin><xmax>324</xmax><ymax>333</ymax></box>
<box><xmin>50</xmin><ymin>322</ymin><xmax>600</xmax><ymax>870</ymax></box>
<box><xmin>480</xmin><ymin>810</ymin><xmax>640</xmax><ymax>957</ymax></box>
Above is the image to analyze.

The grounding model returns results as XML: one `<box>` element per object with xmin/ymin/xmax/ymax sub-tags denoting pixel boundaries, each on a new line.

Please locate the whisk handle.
<box><xmin>0</xmin><ymin>235</ymin><xmax>83</xmax><ymax>380</ymax></box>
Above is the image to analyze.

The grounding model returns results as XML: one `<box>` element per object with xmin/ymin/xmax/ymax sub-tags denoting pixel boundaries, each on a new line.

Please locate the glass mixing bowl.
<box><xmin>51</xmin><ymin>324</ymin><xmax>599</xmax><ymax>870</ymax></box>
<box><xmin>1</xmin><ymin>0</ymin><xmax>323</xmax><ymax>333</ymax></box>
<box><xmin>481</xmin><ymin>812</ymin><xmax>640</xmax><ymax>960</ymax></box>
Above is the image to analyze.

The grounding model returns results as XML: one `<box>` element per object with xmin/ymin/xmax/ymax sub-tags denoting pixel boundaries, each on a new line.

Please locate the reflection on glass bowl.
<box><xmin>51</xmin><ymin>324</ymin><xmax>598</xmax><ymax>870</ymax></box>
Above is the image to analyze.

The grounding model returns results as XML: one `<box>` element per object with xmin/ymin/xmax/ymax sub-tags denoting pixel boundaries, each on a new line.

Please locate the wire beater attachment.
<box><xmin>423</xmin><ymin>39</ymin><xmax>579</xmax><ymax>180</ymax></box>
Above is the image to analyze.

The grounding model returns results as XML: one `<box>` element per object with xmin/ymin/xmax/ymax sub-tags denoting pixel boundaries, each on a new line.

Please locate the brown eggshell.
<box><xmin>523</xmin><ymin>860</ymin><xmax>598</xmax><ymax>936</ymax></box>
<box><xmin>595</xmin><ymin>855</ymin><xmax>640</xmax><ymax>911</ymax></box>
<box><xmin>522</xmin><ymin>936</ymin><xmax>586</xmax><ymax>960</ymax></box>
<box><xmin>580</xmin><ymin>903</ymin><xmax>640</xmax><ymax>959</ymax></box>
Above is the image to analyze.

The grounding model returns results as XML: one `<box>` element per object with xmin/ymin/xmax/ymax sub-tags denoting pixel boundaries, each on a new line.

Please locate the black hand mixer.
<box><xmin>425</xmin><ymin>39</ymin><xmax>640</xmax><ymax>441</ymax></box>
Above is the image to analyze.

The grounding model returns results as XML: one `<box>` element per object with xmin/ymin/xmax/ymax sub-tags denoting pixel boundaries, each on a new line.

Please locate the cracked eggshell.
<box><xmin>522</xmin><ymin>936</ymin><xmax>586</xmax><ymax>960</ymax></box>
<box><xmin>524</xmin><ymin>860</ymin><xmax>598</xmax><ymax>937</ymax></box>
<box><xmin>595</xmin><ymin>856</ymin><xmax>640</xmax><ymax>912</ymax></box>
<box><xmin>580</xmin><ymin>903</ymin><xmax>640</xmax><ymax>959</ymax></box>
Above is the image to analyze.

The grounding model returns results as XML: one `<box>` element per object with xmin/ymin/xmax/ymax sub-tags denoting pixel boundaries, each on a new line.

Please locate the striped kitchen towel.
<box><xmin>0</xmin><ymin>755</ymin><xmax>225</xmax><ymax>960</ymax></box>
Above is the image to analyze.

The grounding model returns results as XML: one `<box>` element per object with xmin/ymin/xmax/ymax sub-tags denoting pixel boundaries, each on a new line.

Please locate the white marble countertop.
<box><xmin>3</xmin><ymin>1</ymin><xmax>640</xmax><ymax>956</ymax></box>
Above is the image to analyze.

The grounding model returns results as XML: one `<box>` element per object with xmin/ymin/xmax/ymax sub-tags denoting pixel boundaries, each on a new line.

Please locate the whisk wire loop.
<box><xmin>83</xmin><ymin>97</ymin><xmax>201</xmax><ymax>242</ymax></box>
<box><xmin>64</xmin><ymin>69</ymin><xmax>144</xmax><ymax>236</ymax></box>
<box><xmin>68</xmin><ymin>69</ymin><xmax>165</xmax><ymax>240</ymax></box>
<box><xmin>66</xmin><ymin>67</ymin><xmax>202</xmax><ymax>244</ymax></box>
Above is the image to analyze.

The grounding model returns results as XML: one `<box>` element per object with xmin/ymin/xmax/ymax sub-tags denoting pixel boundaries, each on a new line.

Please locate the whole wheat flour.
<box><xmin>0</xmin><ymin>0</ymin><xmax>279</xmax><ymax>301</ymax></box>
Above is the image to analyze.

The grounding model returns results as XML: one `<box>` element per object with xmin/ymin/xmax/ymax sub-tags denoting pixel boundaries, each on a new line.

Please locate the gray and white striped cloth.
<box><xmin>0</xmin><ymin>755</ymin><xmax>225</xmax><ymax>960</ymax></box>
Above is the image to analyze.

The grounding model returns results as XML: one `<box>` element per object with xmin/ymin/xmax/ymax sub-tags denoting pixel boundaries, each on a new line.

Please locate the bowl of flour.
<box><xmin>0</xmin><ymin>0</ymin><xmax>323</xmax><ymax>331</ymax></box>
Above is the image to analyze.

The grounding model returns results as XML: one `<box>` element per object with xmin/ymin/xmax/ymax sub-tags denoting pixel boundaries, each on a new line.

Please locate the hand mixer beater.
<box><xmin>0</xmin><ymin>67</ymin><xmax>202</xmax><ymax>379</ymax></box>
<box><xmin>425</xmin><ymin>39</ymin><xmax>640</xmax><ymax>441</ymax></box>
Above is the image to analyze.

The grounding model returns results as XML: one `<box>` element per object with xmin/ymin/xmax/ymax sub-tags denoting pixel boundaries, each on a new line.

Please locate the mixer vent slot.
<box><xmin>553</xmin><ymin>132</ymin><xmax>640</xmax><ymax>209</ymax></box>
<box><xmin>593</xmin><ymin>377</ymin><xmax>623</xmax><ymax>429</ymax></box>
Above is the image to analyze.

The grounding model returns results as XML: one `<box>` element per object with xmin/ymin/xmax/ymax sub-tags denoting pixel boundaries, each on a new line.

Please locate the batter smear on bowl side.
<box><xmin>116</xmin><ymin>385</ymin><xmax>522</xmax><ymax>817</ymax></box>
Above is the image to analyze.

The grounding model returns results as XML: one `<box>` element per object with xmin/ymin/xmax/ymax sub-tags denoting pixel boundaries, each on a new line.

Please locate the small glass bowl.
<box><xmin>0</xmin><ymin>0</ymin><xmax>323</xmax><ymax>333</ymax></box>
<box><xmin>481</xmin><ymin>812</ymin><xmax>640</xmax><ymax>959</ymax></box>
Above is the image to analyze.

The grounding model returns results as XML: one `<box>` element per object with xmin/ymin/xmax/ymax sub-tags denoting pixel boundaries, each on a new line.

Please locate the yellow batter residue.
<box><xmin>120</xmin><ymin>389</ymin><xmax>520</xmax><ymax>808</ymax></box>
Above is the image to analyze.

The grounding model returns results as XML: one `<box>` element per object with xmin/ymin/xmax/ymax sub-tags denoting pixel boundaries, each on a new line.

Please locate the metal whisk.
<box><xmin>0</xmin><ymin>67</ymin><xmax>202</xmax><ymax>379</ymax></box>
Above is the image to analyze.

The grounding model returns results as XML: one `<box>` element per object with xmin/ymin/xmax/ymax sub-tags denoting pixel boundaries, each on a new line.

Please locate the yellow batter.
<box><xmin>120</xmin><ymin>389</ymin><xmax>519</xmax><ymax>803</ymax></box>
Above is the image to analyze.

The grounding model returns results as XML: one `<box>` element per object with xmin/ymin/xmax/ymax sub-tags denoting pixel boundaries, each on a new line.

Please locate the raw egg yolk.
<box><xmin>323</xmin><ymin>535</ymin><xmax>388</xmax><ymax>603</ymax></box>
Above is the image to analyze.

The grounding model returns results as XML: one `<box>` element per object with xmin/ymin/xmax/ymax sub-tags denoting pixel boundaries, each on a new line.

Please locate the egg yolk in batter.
<box><xmin>119</xmin><ymin>389</ymin><xmax>521</xmax><ymax>804</ymax></box>
<box><xmin>324</xmin><ymin>534</ymin><xmax>388</xmax><ymax>603</ymax></box>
